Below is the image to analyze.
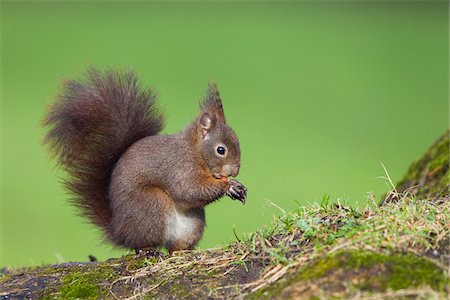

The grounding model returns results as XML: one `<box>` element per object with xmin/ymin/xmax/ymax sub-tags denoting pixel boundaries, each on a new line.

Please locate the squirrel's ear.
<box><xmin>198</xmin><ymin>112</ymin><xmax>216</xmax><ymax>140</ymax></box>
<box><xmin>201</xmin><ymin>81</ymin><xmax>226</xmax><ymax>123</ymax></box>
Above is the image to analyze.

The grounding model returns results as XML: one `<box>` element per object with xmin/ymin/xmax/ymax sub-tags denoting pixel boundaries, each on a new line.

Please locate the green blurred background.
<box><xmin>1</xmin><ymin>1</ymin><xmax>448</xmax><ymax>267</ymax></box>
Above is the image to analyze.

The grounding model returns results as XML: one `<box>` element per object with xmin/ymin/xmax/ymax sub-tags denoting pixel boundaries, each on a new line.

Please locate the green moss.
<box><xmin>300</xmin><ymin>250</ymin><xmax>448</xmax><ymax>291</ymax></box>
<box><xmin>61</xmin><ymin>281</ymin><xmax>99</xmax><ymax>299</ymax></box>
<box><xmin>59</xmin><ymin>266</ymin><xmax>118</xmax><ymax>299</ymax></box>
<box><xmin>395</xmin><ymin>130</ymin><xmax>449</xmax><ymax>199</ymax></box>
<box><xmin>252</xmin><ymin>250</ymin><xmax>448</xmax><ymax>299</ymax></box>
<box><xmin>0</xmin><ymin>274</ymin><xmax>11</xmax><ymax>283</ymax></box>
<box><xmin>122</xmin><ymin>257</ymin><xmax>150</xmax><ymax>271</ymax></box>
<box><xmin>163</xmin><ymin>281</ymin><xmax>191</xmax><ymax>297</ymax></box>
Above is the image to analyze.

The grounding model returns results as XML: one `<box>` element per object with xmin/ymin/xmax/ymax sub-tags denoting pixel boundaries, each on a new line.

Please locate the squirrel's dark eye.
<box><xmin>216</xmin><ymin>146</ymin><xmax>226</xmax><ymax>156</ymax></box>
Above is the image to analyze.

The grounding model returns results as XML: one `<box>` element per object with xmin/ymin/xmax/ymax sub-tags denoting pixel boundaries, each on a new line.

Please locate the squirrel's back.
<box><xmin>43</xmin><ymin>68</ymin><xmax>164</xmax><ymax>231</ymax></box>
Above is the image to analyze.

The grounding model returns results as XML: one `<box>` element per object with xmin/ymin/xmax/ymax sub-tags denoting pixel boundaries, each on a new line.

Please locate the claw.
<box><xmin>237</xmin><ymin>195</ymin><xmax>246</xmax><ymax>205</ymax></box>
<box><xmin>227</xmin><ymin>179</ymin><xmax>247</xmax><ymax>204</ymax></box>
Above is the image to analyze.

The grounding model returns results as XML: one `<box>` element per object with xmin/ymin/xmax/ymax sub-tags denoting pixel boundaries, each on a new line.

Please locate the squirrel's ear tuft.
<box><xmin>198</xmin><ymin>112</ymin><xmax>215</xmax><ymax>140</ymax></box>
<box><xmin>201</xmin><ymin>81</ymin><xmax>226</xmax><ymax>123</ymax></box>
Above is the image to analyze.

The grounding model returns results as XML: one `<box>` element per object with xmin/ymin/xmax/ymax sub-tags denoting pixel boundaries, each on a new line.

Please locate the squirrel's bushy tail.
<box><xmin>44</xmin><ymin>68</ymin><xmax>164</xmax><ymax>231</ymax></box>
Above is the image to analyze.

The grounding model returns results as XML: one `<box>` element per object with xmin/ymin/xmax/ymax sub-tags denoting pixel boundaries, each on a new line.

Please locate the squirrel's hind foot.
<box><xmin>134</xmin><ymin>248</ymin><xmax>165</xmax><ymax>259</ymax></box>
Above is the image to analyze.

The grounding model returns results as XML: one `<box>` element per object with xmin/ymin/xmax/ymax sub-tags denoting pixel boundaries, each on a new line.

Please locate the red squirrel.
<box><xmin>44</xmin><ymin>69</ymin><xmax>247</xmax><ymax>253</ymax></box>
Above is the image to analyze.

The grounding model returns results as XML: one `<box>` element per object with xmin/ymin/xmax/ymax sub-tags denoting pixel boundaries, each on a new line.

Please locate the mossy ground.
<box><xmin>2</xmin><ymin>196</ymin><xmax>448</xmax><ymax>299</ymax></box>
<box><xmin>1</xmin><ymin>131</ymin><xmax>449</xmax><ymax>299</ymax></box>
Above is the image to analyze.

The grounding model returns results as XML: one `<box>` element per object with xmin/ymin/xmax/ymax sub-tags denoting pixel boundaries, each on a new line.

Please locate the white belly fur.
<box><xmin>164</xmin><ymin>209</ymin><xmax>199</xmax><ymax>246</ymax></box>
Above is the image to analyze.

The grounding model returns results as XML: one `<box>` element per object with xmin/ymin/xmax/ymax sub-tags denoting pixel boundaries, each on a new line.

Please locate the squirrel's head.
<box><xmin>196</xmin><ymin>82</ymin><xmax>240</xmax><ymax>180</ymax></box>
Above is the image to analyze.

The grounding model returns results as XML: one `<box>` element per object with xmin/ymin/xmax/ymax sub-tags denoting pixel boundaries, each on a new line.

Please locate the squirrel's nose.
<box><xmin>222</xmin><ymin>164</ymin><xmax>240</xmax><ymax>177</ymax></box>
<box><xmin>232</xmin><ymin>165</ymin><xmax>240</xmax><ymax>177</ymax></box>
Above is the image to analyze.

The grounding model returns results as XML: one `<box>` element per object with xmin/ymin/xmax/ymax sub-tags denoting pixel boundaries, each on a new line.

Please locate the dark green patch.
<box><xmin>252</xmin><ymin>250</ymin><xmax>448</xmax><ymax>299</ymax></box>
<box><xmin>123</xmin><ymin>257</ymin><xmax>157</xmax><ymax>271</ymax></box>
<box><xmin>325</xmin><ymin>220</ymin><xmax>363</xmax><ymax>244</ymax></box>
<box><xmin>301</xmin><ymin>251</ymin><xmax>448</xmax><ymax>291</ymax></box>
<box><xmin>387</xmin><ymin>129</ymin><xmax>449</xmax><ymax>202</ymax></box>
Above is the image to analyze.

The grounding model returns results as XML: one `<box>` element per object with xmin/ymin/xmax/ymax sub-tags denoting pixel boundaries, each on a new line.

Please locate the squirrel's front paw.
<box><xmin>227</xmin><ymin>179</ymin><xmax>247</xmax><ymax>204</ymax></box>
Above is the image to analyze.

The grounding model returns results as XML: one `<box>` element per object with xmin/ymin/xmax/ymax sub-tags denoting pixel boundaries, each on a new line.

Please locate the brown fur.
<box><xmin>43</xmin><ymin>68</ymin><xmax>246</xmax><ymax>252</ymax></box>
<box><xmin>43</xmin><ymin>68</ymin><xmax>164</xmax><ymax>231</ymax></box>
